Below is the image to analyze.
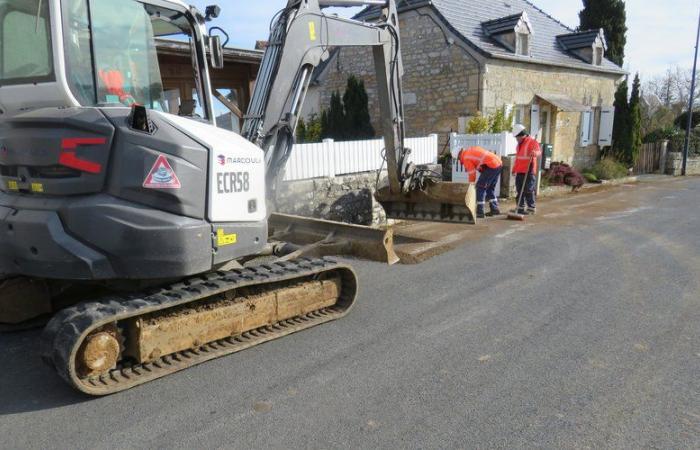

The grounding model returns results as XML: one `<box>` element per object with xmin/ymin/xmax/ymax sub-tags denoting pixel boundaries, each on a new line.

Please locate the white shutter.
<box><xmin>580</xmin><ymin>110</ymin><xmax>592</xmax><ymax>147</ymax></box>
<box><xmin>530</xmin><ymin>104</ymin><xmax>540</xmax><ymax>141</ymax></box>
<box><xmin>598</xmin><ymin>106</ymin><xmax>614</xmax><ymax>146</ymax></box>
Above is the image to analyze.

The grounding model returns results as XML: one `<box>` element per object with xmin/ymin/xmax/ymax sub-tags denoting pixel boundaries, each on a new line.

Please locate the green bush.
<box><xmin>588</xmin><ymin>158</ymin><xmax>629</xmax><ymax>180</ymax></box>
<box><xmin>296</xmin><ymin>113</ymin><xmax>323</xmax><ymax>143</ymax></box>
<box><xmin>668</xmin><ymin>129</ymin><xmax>700</xmax><ymax>154</ymax></box>
<box><xmin>583</xmin><ymin>172</ymin><xmax>598</xmax><ymax>183</ymax></box>
<box><xmin>465</xmin><ymin>106</ymin><xmax>515</xmax><ymax>135</ymax></box>
<box><xmin>466</xmin><ymin>112</ymin><xmax>490</xmax><ymax>134</ymax></box>
<box><xmin>643</xmin><ymin>126</ymin><xmax>680</xmax><ymax>144</ymax></box>
<box><xmin>489</xmin><ymin>105</ymin><xmax>514</xmax><ymax>133</ymax></box>
<box><xmin>673</xmin><ymin>110</ymin><xmax>700</xmax><ymax>129</ymax></box>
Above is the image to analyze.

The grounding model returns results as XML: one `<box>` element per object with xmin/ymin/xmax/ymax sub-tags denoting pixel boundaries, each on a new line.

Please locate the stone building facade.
<box><xmin>306</xmin><ymin>0</ymin><xmax>626</xmax><ymax>169</ymax></box>
<box><xmin>312</xmin><ymin>9</ymin><xmax>481</xmax><ymax>147</ymax></box>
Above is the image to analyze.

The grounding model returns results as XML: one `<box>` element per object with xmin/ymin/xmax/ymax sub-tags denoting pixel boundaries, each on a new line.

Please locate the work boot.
<box><xmin>486</xmin><ymin>209</ymin><xmax>501</xmax><ymax>217</ymax></box>
<box><xmin>476</xmin><ymin>210</ymin><xmax>485</xmax><ymax>219</ymax></box>
<box><xmin>527</xmin><ymin>207</ymin><xmax>536</xmax><ymax>215</ymax></box>
<box><xmin>516</xmin><ymin>208</ymin><xmax>529</xmax><ymax>215</ymax></box>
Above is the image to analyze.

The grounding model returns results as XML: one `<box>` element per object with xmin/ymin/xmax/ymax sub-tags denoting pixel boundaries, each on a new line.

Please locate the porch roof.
<box><xmin>536</xmin><ymin>94</ymin><xmax>589</xmax><ymax>112</ymax></box>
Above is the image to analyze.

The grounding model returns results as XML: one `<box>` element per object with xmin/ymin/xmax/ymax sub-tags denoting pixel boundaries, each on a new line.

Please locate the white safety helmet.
<box><xmin>512</xmin><ymin>124</ymin><xmax>527</xmax><ymax>137</ymax></box>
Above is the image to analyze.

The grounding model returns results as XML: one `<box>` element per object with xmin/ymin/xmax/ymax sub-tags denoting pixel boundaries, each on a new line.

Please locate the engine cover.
<box><xmin>0</xmin><ymin>107</ymin><xmax>267</xmax><ymax>281</ymax></box>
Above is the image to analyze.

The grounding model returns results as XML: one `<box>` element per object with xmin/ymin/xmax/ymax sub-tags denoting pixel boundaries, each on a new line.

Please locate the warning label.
<box><xmin>143</xmin><ymin>155</ymin><xmax>181</xmax><ymax>189</ymax></box>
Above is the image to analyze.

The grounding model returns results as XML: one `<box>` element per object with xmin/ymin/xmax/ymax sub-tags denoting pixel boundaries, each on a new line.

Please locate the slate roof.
<box><xmin>557</xmin><ymin>29</ymin><xmax>607</xmax><ymax>51</ymax></box>
<box><xmin>355</xmin><ymin>0</ymin><xmax>625</xmax><ymax>75</ymax></box>
<box><xmin>481</xmin><ymin>12</ymin><xmax>529</xmax><ymax>36</ymax></box>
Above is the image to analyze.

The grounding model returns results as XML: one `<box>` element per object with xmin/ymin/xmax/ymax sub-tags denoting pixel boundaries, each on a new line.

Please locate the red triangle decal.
<box><xmin>143</xmin><ymin>155</ymin><xmax>182</xmax><ymax>189</ymax></box>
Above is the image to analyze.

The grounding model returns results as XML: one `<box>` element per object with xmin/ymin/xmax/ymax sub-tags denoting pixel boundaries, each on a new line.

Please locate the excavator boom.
<box><xmin>243</xmin><ymin>0</ymin><xmax>476</xmax><ymax>223</ymax></box>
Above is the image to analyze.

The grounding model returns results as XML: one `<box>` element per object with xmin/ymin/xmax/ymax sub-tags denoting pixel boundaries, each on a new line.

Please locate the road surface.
<box><xmin>1</xmin><ymin>177</ymin><xmax>698</xmax><ymax>449</ymax></box>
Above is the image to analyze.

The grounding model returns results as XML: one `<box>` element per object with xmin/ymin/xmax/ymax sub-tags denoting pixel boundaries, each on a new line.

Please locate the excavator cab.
<box><xmin>0</xmin><ymin>0</ymin><xmax>219</xmax><ymax>118</ymax></box>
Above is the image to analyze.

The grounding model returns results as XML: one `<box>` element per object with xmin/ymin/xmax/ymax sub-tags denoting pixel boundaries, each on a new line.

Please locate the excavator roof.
<box><xmin>158</xmin><ymin>0</ymin><xmax>191</xmax><ymax>9</ymax></box>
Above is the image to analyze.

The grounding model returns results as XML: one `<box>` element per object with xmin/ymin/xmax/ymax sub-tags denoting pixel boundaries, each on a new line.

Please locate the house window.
<box><xmin>513</xmin><ymin>105</ymin><xmax>526</xmax><ymax>125</ymax></box>
<box><xmin>594</xmin><ymin>46</ymin><xmax>603</xmax><ymax>66</ymax></box>
<box><xmin>516</xmin><ymin>33</ymin><xmax>530</xmax><ymax>56</ymax></box>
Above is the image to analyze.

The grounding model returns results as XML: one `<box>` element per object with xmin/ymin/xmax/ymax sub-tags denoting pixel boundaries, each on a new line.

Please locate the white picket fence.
<box><xmin>284</xmin><ymin>134</ymin><xmax>439</xmax><ymax>181</ymax></box>
<box><xmin>450</xmin><ymin>131</ymin><xmax>517</xmax><ymax>184</ymax></box>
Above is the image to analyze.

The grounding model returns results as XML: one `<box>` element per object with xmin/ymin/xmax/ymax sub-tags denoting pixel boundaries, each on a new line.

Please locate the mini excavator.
<box><xmin>0</xmin><ymin>0</ymin><xmax>475</xmax><ymax>394</ymax></box>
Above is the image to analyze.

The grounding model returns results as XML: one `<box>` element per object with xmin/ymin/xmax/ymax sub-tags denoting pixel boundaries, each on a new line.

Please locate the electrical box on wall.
<box><xmin>542</xmin><ymin>144</ymin><xmax>553</xmax><ymax>170</ymax></box>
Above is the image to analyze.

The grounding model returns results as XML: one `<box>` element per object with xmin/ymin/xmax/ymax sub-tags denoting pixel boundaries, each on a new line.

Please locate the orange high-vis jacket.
<box><xmin>458</xmin><ymin>146</ymin><xmax>503</xmax><ymax>183</ymax></box>
<box><xmin>98</xmin><ymin>70</ymin><xmax>135</xmax><ymax>106</ymax></box>
<box><xmin>512</xmin><ymin>135</ymin><xmax>541</xmax><ymax>174</ymax></box>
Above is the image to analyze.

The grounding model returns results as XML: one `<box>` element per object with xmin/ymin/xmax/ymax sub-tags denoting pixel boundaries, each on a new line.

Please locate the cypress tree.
<box><xmin>612</xmin><ymin>78</ymin><xmax>630</xmax><ymax>159</ymax></box>
<box><xmin>320</xmin><ymin>110</ymin><xmax>330</xmax><ymax>139</ymax></box>
<box><xmin>324</xmin><ymin>91</ymin><xmax>346</xmax><ymax>140</ymax></box>
<box><xmin>628</xmin><ymin>73</ymin><xmax>643</xmax><ymax>164</ymax></box>
<box><xmin>343</xmin><ymin>76</ymin><xmax>375</xmax><ymax>139</ymax></box>
<box><xmin>578</xmin><ymin>0</ymin><xmax>627</xmax><ymax>66</ymax></box>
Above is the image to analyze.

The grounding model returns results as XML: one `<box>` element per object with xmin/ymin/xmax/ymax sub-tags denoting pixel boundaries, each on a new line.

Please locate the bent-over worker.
<box><xmin>511</xmin><ymin>124</ymin><xmax>541</xmax><ymax>215</ymax></box>
<box><xmin>458</xmin><ymin>146</ymin><xmax>503</xmax><ymax>218</ymax></box>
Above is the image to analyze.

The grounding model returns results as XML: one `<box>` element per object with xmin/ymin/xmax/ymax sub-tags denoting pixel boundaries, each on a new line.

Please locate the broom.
<box><xmin>507</xmin><ymin>155</ymin><xmax>534</xmax><ymax>221</ymax></box>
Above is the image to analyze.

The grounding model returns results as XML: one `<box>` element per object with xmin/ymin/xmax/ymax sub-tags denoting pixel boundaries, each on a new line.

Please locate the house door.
<box><xmin>540</xmin><ymin>105</ymin><xmax>551</xmax><ymax>144</ymax></box>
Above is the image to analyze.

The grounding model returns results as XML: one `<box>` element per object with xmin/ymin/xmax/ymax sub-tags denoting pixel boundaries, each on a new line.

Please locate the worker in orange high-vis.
<box><xmin>511</xmin><ymin>124</ymin><xmax>542</xmax><ymax>215</ymax></box>
<box><xmin>458</xmin><ymin>146</ymin><xmax>503</xmax><ymax>218</ymax></box>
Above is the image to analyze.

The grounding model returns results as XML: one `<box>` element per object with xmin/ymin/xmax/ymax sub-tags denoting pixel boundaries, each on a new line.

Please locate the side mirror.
<box><xmin>210</xmin><ymin>35</ymin><xmax>224</xmax><ymax>70</ymax></box>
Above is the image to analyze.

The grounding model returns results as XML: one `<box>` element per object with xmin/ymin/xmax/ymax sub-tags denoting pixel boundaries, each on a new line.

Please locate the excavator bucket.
<box><xmin>376</xmin><ymin>181</ymin><xmax>478</xmax><ymax>224</ymax></box>
<box><xmin>268</xmin><ymin>213</ymin><xmax>400</xmax><ymax>265</ymax></box>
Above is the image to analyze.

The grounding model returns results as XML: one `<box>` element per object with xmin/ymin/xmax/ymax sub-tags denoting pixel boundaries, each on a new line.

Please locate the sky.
<box><xmin>189</xmin><ymin>0</ymin><xmax>700</xmax><ymax>81</ymax></box>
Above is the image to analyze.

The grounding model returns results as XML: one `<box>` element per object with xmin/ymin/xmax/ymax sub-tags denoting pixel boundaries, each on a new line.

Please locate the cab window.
<box><xmin>0</xmin><ymin>0</ymin><xmax>54</xmax><ymax>85</ymax></box>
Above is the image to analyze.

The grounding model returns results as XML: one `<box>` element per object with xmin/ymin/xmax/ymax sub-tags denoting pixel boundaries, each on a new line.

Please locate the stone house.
<box><xmin>306</xmin><ymin>0</ymin><xmax>626</xmax><ymax>169</ymax></box>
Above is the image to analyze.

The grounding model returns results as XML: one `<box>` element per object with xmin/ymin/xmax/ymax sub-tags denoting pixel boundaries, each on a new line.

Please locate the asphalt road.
<box><xmin>1</xmin><ymin>177</ymin><xmax>699</xmax><ymax>449</ymax></box>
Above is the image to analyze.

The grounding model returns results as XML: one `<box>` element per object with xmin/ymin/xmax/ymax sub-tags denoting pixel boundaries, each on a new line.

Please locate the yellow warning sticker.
<box><xmin>7</xmin><ymin>180</ymin><xmax>18</xmax><ymax>191</ymax></box>
<box><xmin>217</xmin><ymin>229</ymin><xmax>237</xmax><ymax>247</ymax></box>
<box><xmin>31</xmin><ymin>183</ymin><xmax>44</xmax><ymax>193</ymax></box>
<box><xmin>308</xmin><ymin>21</ymin><xmax>317</xmax><ymax>41</ymax></box>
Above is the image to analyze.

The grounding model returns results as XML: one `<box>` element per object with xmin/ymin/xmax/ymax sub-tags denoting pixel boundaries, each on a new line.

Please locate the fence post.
<box><xmin>450</xmin><ymin>133</ymin><xmax>459</xmax><ymax>182</ymax></box>
<box><xmin>429</xmin><ymin>134</ymin><xmax>439</xmax><ymax>163</ymax></box>
<box><xmin>658</xmin><ymin>140</ymin><xmax>668</xmax><ymax>174</ymax></box>
<box><xmin>323</xmin><ymin>138</ymin><xmax>335</xmax><ymax>178</ymax></box>
<box><xmin>450</xmin><ymin>133</ymin><xmax>458</xmax><ymax>154</ymax></box>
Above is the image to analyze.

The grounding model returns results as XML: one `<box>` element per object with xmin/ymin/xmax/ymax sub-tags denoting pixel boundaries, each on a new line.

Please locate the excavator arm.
<box><xmin>243</xmin><ymin>0</ymin><xmax>476</xmax><ymax>224</ymax></box>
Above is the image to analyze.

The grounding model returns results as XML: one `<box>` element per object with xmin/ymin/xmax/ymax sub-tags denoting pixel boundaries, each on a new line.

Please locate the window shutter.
<box><xmin>598</xmin><ymin>106</ymin><xmax>614</xmax><ymax>146</ymax></box>
<box><xmin>580</xmin><ymin>110</ymin><xmax>592</xmax><ymax>147</ymax></box>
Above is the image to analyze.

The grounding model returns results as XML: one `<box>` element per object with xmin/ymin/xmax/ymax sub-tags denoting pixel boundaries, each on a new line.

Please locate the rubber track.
<box><xmin>40</xmin><ymin>258</ymin><xmax>357</xmax><ymax>396</ymax></box>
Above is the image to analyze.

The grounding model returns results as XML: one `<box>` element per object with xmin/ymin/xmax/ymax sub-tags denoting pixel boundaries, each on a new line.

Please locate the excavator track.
<box><xmin>40</xmin><ymin>258</ymin><xmax>357</xmax><ymax>396</ymax></box>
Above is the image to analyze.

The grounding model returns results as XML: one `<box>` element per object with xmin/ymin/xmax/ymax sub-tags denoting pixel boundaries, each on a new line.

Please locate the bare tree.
<box><xmin>643</xmin><ymin>66</ymin><xmax>700</xmax><ymax>115</ymax></box>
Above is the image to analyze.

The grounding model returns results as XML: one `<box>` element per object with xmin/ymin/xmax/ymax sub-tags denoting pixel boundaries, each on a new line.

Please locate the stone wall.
<box><xmin>483</xmin><ymin>61</ymin><xmax>619</xmax><ymax>169</ymax></box>
<box><xmin>665</xmin><ymin>152</ymin><xmax>700</xmax><ymax>176</ymax></box>
<box><xmin>274</xmin><ymin>172</ymin><xmax>387</xmax><ymax>225</ymax></box>
<box><xmin>315</xmin><ymin>9</ymin><xmax>481</xmax><ymax>147</ymax></box>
